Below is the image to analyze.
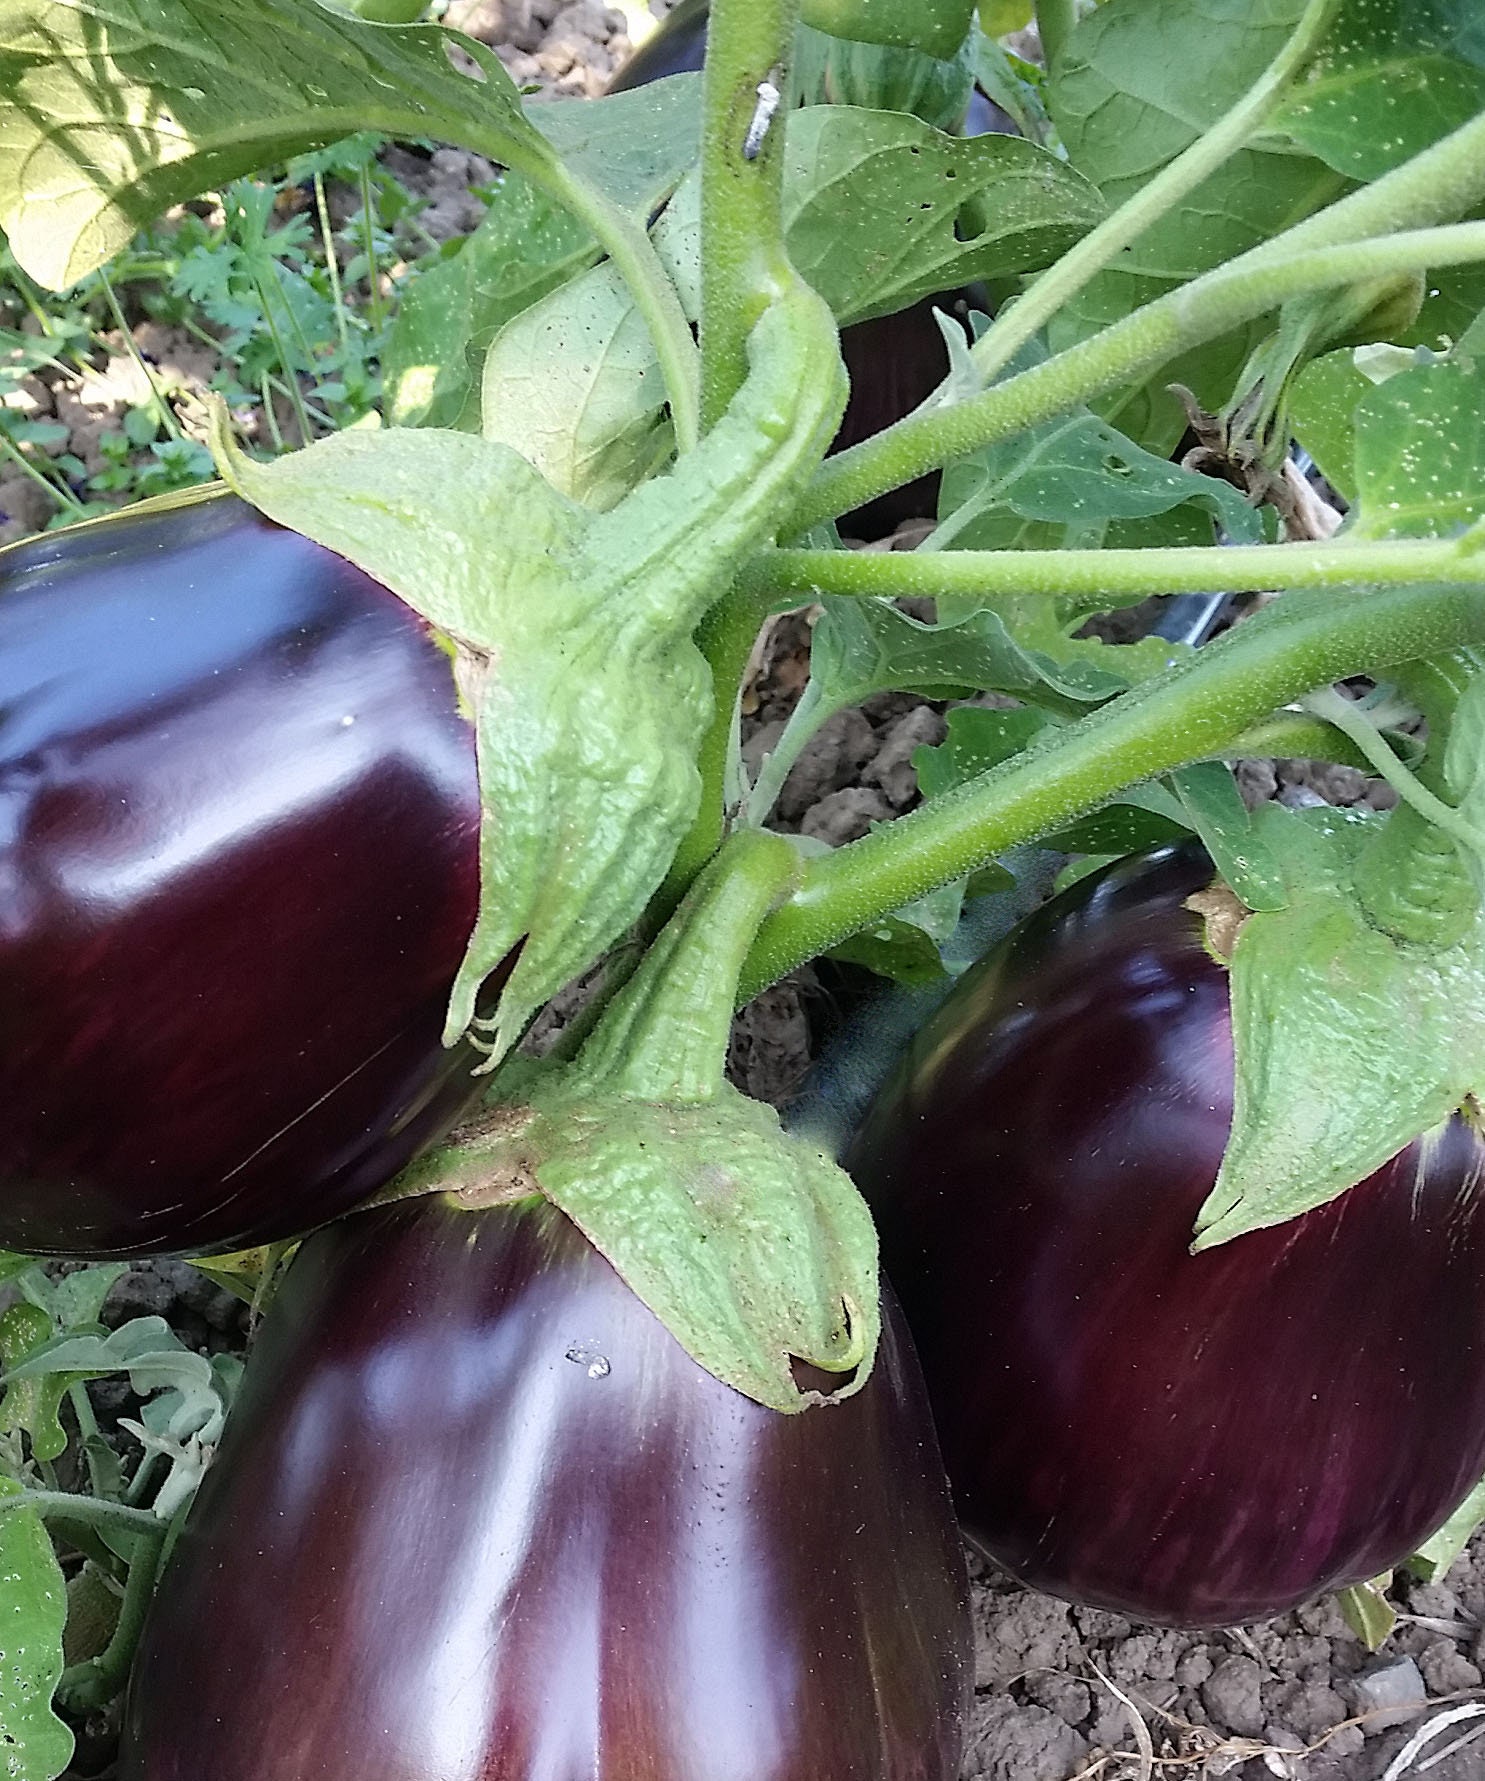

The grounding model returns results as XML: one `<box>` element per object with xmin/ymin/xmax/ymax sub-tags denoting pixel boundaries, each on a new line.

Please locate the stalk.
<box><xmin>741</xmin><ymin>534</ymin><xmax>1485</xmax><ymax>604</ymax></box>
<box><xmin>970</xmin><ymin>0</ymin><xmax>1343</xmax><ymax>385</ymax></box>
<box><xmin>699</xmin><ymin>0</ymin><xmax>799</xmax><ymax>429</ymax></box>
<box><xmin>1033</xmin><ymin>0</ymin><xmax>1078</xmax><ymax>69</ymax></box>
<box><xmin>787</xmin><ymin>223</ymin><xmax>1485</xmax><ymax>531</ymax></box>
<box><xmin>736</xmin><ymin>582</ymin><xmax>1485</xmax><ymax>998</ymax></box>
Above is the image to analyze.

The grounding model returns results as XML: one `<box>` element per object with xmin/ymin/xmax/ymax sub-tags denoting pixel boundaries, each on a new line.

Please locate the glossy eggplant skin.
<box><xmin>604</xmin><ymin>0</ymin><xmax>708</xmax><ymax>89</ymax></box>
<box><xmin>0</xmin><ymin>489</ymin><xmax>484</xmax><ymax>1257</ymax></box>
<box><xmin>848</xmin><ymin>847</ymin><xmax>1485</xmax><ymax>1627</ymax></box>
<box><xmin>122</xmin><ymin>1195</ymin><xmax>972</xmax><ymax>1781</ymax></box>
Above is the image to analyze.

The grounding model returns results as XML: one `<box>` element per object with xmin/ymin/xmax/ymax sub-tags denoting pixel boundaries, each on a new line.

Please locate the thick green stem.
<box><xmin>744</xmin><ymin>534</ymin><xmax>1485</xmax><ymax>605</ymax></box>
<box><xmin>581</xmin><ymin>828</ymin><xmax>800</xmax><ymax>1101</ymax></box>
<box><xmin>787</xmin><ymin>223</ymin><xmax>1485</xmax><ymax>531</ymax></box>
<box><xmin>970</xmin><ymin>0</ymin><xmax>1342</xmax><ymax>386</ymax></box>
<box><xmin>660</xmin><ymin>586</ymin><xmax>771</xmax><ymax>904</ymax></box>
<box><xmin>0</xmin><ymin>1489</ymin><xmax>166</xmax><ymax>1543</ymax></box>
<box><xmin>58</xmin><ymin>1537</ymin><xmax>163</xmax><ymax>1712</ymax></box>
<box><xmin>700</xmin><ymin>0</ymin><xmax>799</xmax><ymax>429</ymax></box>
<box><xmin>736</xmin><ymin>583</ymin><xmax>1485</xmax><ymax>998</ymax></box>
<box><xmin>546</xmin><ymin>162</ymin><xmax>702</xmax><ymax>453</ymax></box>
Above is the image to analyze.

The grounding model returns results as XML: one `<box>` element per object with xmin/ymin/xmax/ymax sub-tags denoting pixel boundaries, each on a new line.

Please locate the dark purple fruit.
<box><xmin>121</xmin><ymin>1193</ymin><xmax>972</xmax><ymax>1780</ymax></box>
<box><xmin>0</xmin><ymin>488</ymin><xmax>486</xmax><ymax>1257</ymax></box>
<box><xmin>849</xmin><ymin>846</ymin><xmax>1485</xmax><ymax>1626</ymax></box>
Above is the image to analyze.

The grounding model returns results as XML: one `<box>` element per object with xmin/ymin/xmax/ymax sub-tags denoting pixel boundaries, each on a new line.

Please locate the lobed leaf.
<box><xmin>0</xmin><ymin>1479</ymin><xmax>72</xmax><ymax>1781</ymax></box>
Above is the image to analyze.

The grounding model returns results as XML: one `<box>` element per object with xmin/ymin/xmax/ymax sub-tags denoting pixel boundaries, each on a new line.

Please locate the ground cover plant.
<box><xmin>4</xmin><ymin>0</ymin><xmax>1485</xmax><ymax>1775</ymax></box>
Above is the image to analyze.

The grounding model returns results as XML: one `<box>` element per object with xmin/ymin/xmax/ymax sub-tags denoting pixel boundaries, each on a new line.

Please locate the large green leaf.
<box><xmin>1045</xmin><ymin>0</ymin><xmax>1345</xmax><ymax>448</ymax></box>
<box><xmin>0</xmin><ymin>0</ymin><xmax>560</xmax><ymax>288</ymax></box>
<box><xmin>383</xmin><ymin>79</ymin><xmax>703</xmax><ymax>433</ymax></box>
<box><xmin>1348</xmin><ymin>355</ymin><xmax>1485</xmax><ymax>538</ymax></box>
<box><xmin>781</xmin><ymin>103</ymin><xmax>1104</xmax><ymax>325</ymax></box>
<box><xmin>1274</xmin><ymin>0</ymin><xmax>1485</xmax><ymax>181</ymax></box>
<box><xmin>0</xmin><ymin>1479</ymin><xmax>72</xmax><ymax>1781</ymax></box>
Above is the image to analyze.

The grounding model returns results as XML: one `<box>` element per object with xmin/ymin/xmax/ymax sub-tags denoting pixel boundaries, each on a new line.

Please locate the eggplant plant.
<box><xmin>2</xmin><ymin>0</ymin><xmax>1485</xmax><ymax>1773</ymax></box>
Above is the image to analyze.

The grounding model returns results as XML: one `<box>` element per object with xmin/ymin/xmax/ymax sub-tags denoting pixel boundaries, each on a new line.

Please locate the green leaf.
<box><xmin>0</xmin><ymin>0</ymin><xmax>560</xmax><ymax>290</ymax></box>
<box><xmin>912</xmin><ymin>705</ymin><xmax>1056</xmax><ymax>795</ymax></box>
<box><xmin>1193</xmin><ymin>804</ymin><xmax>1485</xmax><ymax>1249</ymax></box>
<box><xmin>1336</xmin><ymin>1579</ymin><xmax>1397</xmax><ymax>1650</ymax></box>
<box><xmin>0</xmin><ymin>1478</ymin><xmax>72</xmax><ymax>1781</ymax></box>
<box><xmin>478</xmin><ymin>192</ymin><xmax>695</xmax><ymax>508</ymax></box>
<box><xmin>1274</xmin><ymin>0</ymin><xmax>1485</xmax><ymax>181</ymax></box>
<box><xmin>383</xmin><ymin>175</ymin><xmax>599</xmax><ymax>432</ymax></box>
<box><xmin>935</xmin><ymin>402</ymin><xmax>1263</xmax><ymax>550</ymax></box>
<box><xmin>781</xmin><ymin>104</ymin><xmax>1105</xmax><ymax>325</ymax></box>
<box><xmin>1289</xmin><ymin>348</ymin><xmax>1371</xmax><ymax>502</ymax></box>
<box><xmin>525</xmin><ymin>1084</ymin><xmax>879</xmax><ymax>1415</ymax></box>
<box><xmin>827</xmin><ymin>877</ymin><xmax>975</xmax><ymax>984</ymax></box>
<box><xmin>0</xmin><ymin>1304</ymin><xmax>72</xmax><ymax>1466</ymax></box>
<box><xmin>1169</xmin><ymin>761</ymin><xmax>1289</xmax><ymax>913</ymax></box>
<box><xmin>383</xmin><ymin>77</ymin><xmax>702</xmax><ymax>436</ymax></box>
<box><xmin>1409</xmin><ymin>1472</ymin><xmax>1485</xmax><ymax>1583</ymax></box>
<box><xmin>914</xmin><ymin>705</ymin><xmax>1192</xmax><ymax>854</ymax></box>
<box><xmin>1045</xmin><ymin>0</ymin><xmax>1344</xmax><ymax>448</ymax></box>
<box><xmin>1349</xmin><ymin>356</ymin><xmax>1485</xmax><ymax>539</ymax></box>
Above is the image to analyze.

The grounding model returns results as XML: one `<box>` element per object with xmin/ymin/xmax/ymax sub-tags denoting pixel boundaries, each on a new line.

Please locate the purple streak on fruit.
<box><xmin>121</xmin><ymin>1194</ymin><xmax>972</xmax><ymax>1780</ymax></box>
<box><xmin>848</xmin><ymin>846</ymin><xmax>1485</xmax><ymax>1627</ymax></box>
<box><xmin>0</xmin><ymin>489</ymin><xmax>488</xmax><ymax>1257</ymax></box>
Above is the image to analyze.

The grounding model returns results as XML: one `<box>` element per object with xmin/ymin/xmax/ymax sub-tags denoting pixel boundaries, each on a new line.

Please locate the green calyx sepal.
<box><xmin>511</xmin><ymin>1079</ymin><xmax>879</xmax><ymax>1413</ymax></box>
<box><xmin>209</xmin><ymin>280</ymin><xmax>845</xmax><ymax>1060</ymax></box>
<box><xmin>411</xmin><ymin>829</ymin><xmax>881</xmax><ymax>1413</ymax></box>
<box><xmin>1192</xmin><ymin>803</ymin><xmax>1485</xmax><ymax>1251</ymax></box>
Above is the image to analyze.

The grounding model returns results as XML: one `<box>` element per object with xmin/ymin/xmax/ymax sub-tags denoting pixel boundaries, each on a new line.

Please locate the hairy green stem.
<box><xmin>787</xmin><ymin>222</ymin><xmax>1485</xmax><ymax>531</ymax></box>
<box><xmin>313</xmin><ymin>171</ymin><xmax>351</xmax><ymax>357</ymax></box>
<box><xmin>736</xmin><ymin>583</ymin><xmax>1485</xmax><ymax>998</ymax></box>
<box><xmin>743</xmin><ymin>534</ymin><xmax>1485</xmax><ymax>604</ymax></box>
<box><xmin>700</xmin><ymin>0</ymin><xmax>799</xmax><ymax>428</ymax></box>
<box><xmin>97</xmin><ymin>267</ymin><xmax>184</xmax><ymax>442</ymax></box>
<box><xmin>970</xmin><ymin>0</ymin><xmax>1342</xmax><ymax>386</ymax></box>
<box><xmin>661</xmin><ymin>586</ymin><xmax>771</xmax><ymax>904</ymax></box>
<box><xmin>1302</xmin><ymin>687</ymin><xmax>1485</xmax><ymax>856</ymax></box>
<box><xmin>581</xmin><ymin>828</ymin><xmax>799</xmax><ymax>1101</ymax></box>
<box><xmin>542</xmin><ymin>162</ymin><xmax>702</xmax><ymax>452</ymax></box>
<box><xmin>58</xmin><ymin>1537</ymin><xmax>164</xmax><ymax>1712</ymax></box>
<box><xmin>0</xmin><ymin>1489</ymin><xmax>166</xmax><ymax>1542</ymax></box>
<box><xmin>0</xmin><ymin>427</ymin><xmax>84</xmax><ymax>516</ymax></box>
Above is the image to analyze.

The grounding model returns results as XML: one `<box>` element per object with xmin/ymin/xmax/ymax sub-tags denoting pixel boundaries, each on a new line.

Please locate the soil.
<box><xmin>12</xmin><ymin>4</ymin><xmax>1484</xmax><ymax>1778</ymax></box>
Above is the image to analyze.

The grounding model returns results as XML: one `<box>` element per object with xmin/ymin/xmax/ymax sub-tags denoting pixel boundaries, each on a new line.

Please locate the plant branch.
<box><xmin>742</xmin><ymin>534</ymin><xmax>1485</xmax><ymax>604</ymax></box>
<box><xmin>58</xmin><ymin>1538</ymin><xmax>165</xmax><ymax>1712</ymax></box>
<box><xmin>0</xmin><ymin>1488</ymin><xmax>166</xmax><ymax>1542</ymax></box>
<box><xmin>971</xmin><ymin>0</ymin><xmax>1343</xmax><ymax>386</ymax></box>
<box><xmin>787</xmin><ymin>223</ymin><xmax>1485</xmax><ymax>531</ymax></box>
<box><xmin>656</xmin><ymin>584</ymin><xmax>770</xmax><ymax>909</ymax></box>
<box><xmin>736</xmin><ymin>582</ymin><xmax>1485</xmax><ymax>998</ymax></box>
<box><xmin>699</xmin><ymin>0</ymin><xmax>799</xmax><ymax>429</ymax></box>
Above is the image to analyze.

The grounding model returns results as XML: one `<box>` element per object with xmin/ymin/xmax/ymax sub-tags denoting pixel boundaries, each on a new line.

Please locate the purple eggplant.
<box><xmin>121</xmin><ymin>1192</ymin><xmax>972</xmax><ymax>1780</ymax></box>
<box><xmin>0</xmin><ymin>488</ymin><xmax>487</xmax><ymax>1258</ymax></box>
<box><xmin>848</xmin><ymin>846</ymin><xmax>1485</xmax><ymax>1627</ymax></box>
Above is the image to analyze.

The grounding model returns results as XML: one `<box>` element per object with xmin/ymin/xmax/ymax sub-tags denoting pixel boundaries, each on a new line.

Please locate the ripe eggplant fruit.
<box><xmin>0</xmin><ymin>489</ymin><xmax>486</xmax><ymax>1257</ymax></box>
<box><xmin>606</xmin><ymin>5</ymin><xmax>1006</xmax><ymax>536</ymax></box>
<box><xmin>848</xmin><ymin>846</ymin><xmax>1485</xmax><ymax>1627</ymax></box>
<box><xmin>121</xmin><ymin>1193</ymin><xmax>973</xmax><ymax>1781</ymax></box>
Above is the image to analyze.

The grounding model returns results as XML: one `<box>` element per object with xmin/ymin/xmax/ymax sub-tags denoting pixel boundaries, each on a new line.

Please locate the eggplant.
<box><xmin>848</xmin><ymin>846</ymin><xmax>1485</xmax><ymax>1627</ymax></box>
<box><xmin>607</xmin><ymin>5</ymin><xmax>1007</xmax><ymax>538</ymax></box>
<box><xmin>0</xmin><ymin>488</ymin><xmax>486</xmax><ymax>1258</ymax></box>
<box><xmin>121</xmin><ymin>1193</ymin><xmax>973</xmax><ymax>1780</ymax></box>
